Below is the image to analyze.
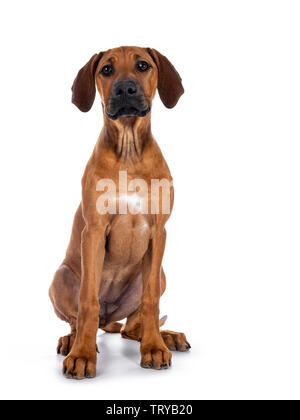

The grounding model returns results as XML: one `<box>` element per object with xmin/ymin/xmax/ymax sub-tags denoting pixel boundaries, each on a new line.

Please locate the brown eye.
<box><xmin>136</xmin><ymin>60</ymin><xmax>150</xmax><ymax>72</ymax></box>
<box><xmin>100</xmin><ymin>64</ymin><xmax>113</xmax><ymax>76</ymax></box>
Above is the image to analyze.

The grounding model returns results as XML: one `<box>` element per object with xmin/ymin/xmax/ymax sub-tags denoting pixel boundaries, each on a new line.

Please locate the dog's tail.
<box><xmin>160</xmin><ymin>315</ymin><xmax>168</xmax><ymax>327</ymax></box>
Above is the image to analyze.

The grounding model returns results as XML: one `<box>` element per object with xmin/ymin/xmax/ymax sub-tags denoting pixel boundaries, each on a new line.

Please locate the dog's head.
<box><xmin>71</xmin><ymin>46</ymin><xmax>184</xmax><ymax>119</ymax></box>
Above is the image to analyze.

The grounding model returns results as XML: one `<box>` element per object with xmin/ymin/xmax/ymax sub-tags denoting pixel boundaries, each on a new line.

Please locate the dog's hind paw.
<box><xmin>160</xmin><ymin>330</ymin><xmax>191</xmax><ymax>352</ymax></box>
<box><xmin>57</xmin><ymin>334</ymin><xmax>75</xmax><ymax>356</ymax></box>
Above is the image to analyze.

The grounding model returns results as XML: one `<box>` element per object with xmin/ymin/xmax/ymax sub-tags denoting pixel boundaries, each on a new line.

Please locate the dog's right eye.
<box><xmin>100</xmin><ymin>64</ymin><xmax>113</xmax><ymax>77</ymax></box>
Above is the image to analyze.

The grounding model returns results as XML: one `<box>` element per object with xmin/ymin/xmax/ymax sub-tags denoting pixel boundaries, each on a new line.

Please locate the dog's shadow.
<box><xmin>55</xmin><ymin>332</ymin><xmax>178</xmax><ymax>381</ymax></box>
<box><xmin>95</xmin><ymin>332</ymin><xmax>141</xmax><ymax>378</ymax></box>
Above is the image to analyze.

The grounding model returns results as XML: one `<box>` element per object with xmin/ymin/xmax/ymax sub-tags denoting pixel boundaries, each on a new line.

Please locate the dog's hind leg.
<box><xmin>49</xmin><ymin>264</ymin><xmax>80</xmax><ymax>356</ymax></box>
<box><xmin>120</xmin><ymin>310</ymin><xmax>142</xmax><ymax>340</ymax></box>
<box><xmin>102</xmin><ymin>322</ymin><xmax>123</xmax><ymax>333</ymax></box>
<box><xmin>121</xmin><ymin>311</ymin><xmax>168</xmax><ymax>341</ymax></box>
<box><xmin>122</xmin><ymin>310</ymin><xmax>190</xmax><ymax>352</ymax></box>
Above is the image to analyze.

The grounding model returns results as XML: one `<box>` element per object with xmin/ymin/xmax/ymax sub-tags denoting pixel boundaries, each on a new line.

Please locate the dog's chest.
<box><xmin>105</xmin><ymin>212</ymin><xmax>151</xmax><ymax>267</ymax></box>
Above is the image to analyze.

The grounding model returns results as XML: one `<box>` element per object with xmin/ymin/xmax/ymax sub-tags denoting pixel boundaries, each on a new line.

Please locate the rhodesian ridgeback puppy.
<box><xmin>49</xmin><ymin>46</ymin><xmax>190</xmax><ymax>379</ymax></box>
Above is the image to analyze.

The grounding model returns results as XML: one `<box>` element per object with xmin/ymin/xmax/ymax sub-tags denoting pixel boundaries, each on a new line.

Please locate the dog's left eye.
<box><xmin>136</xmin><ymin>61</ymin><xmax>150</xmax><ymax>72</ymax></box>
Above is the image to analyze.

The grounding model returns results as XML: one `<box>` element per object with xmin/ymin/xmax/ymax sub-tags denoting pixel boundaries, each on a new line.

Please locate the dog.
<box><xmin>49</xmin><ymin>46</ymin><xmax>190</xmax><ymax>379</ymax></box>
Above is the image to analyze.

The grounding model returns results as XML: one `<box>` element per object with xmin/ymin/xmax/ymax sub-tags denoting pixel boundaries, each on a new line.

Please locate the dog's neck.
<box><xmin>102</xmin><ymin>114</ymin><xmax>152</xmax><ymax>164</ymax></box>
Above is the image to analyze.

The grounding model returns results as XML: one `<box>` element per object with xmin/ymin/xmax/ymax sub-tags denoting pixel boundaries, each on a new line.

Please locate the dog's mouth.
<box><xmin>106</xmin><ymin>105</ymin><xmax>151</xmax><ymax>121</ymax></box>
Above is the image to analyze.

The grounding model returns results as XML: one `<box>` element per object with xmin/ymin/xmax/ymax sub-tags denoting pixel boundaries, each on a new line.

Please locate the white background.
<box><xmin>0</xmin><ymin>0</ymin><xmax>299</xmax><ymax>400</ymax></box>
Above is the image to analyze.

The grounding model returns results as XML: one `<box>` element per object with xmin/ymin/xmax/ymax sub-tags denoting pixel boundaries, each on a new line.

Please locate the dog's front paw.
<box><xmin>140</xmin><ymin>339</ymin><xmax>172</xmax><ymax>370</ymax></box>
<box><xmin>63</xmin><ymin>349</ymin><xmax>97</xmax><ymax>380</ymax></box>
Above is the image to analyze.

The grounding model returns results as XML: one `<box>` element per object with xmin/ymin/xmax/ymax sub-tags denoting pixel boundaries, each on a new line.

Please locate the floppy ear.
<box><xmin>71</xmin><ymin>52</ymin><xmax>103</xmax><ymax>112</ymax></box>
<box><xmin>147</xmin><ymin>48</ymin><xmax>184</xmax><ymax>108</ymax></box>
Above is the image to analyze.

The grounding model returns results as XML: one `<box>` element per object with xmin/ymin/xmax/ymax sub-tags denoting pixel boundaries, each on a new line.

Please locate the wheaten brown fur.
<box><xmin>49</xmin><ymin>46</ymin><xmax>190</xmax><ymax>379</ymax></box>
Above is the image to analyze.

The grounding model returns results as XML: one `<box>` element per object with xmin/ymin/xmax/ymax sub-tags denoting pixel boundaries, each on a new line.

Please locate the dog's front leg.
<box><xmin>63</xmin><ymin>224</ymin><xmax>106</xmax><ymax>379</ymax></box>
<box><xmin>140</xmin><ymin>226</ymin><xmax>172</xmax><ymax>370</ymax></box>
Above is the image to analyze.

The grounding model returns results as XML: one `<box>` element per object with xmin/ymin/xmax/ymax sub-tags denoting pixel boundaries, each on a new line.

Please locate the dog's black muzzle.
<box><xmin>106</xmin><ymin>80</ymin><xmax>150</xmax><ymax>120</ymax></box>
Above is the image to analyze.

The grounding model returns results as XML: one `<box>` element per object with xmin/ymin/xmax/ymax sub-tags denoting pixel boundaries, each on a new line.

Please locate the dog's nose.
<box><xmin>113</xmin><ymin>80</ymin><xmax>138</xmax><ymax>98</ymax></box>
